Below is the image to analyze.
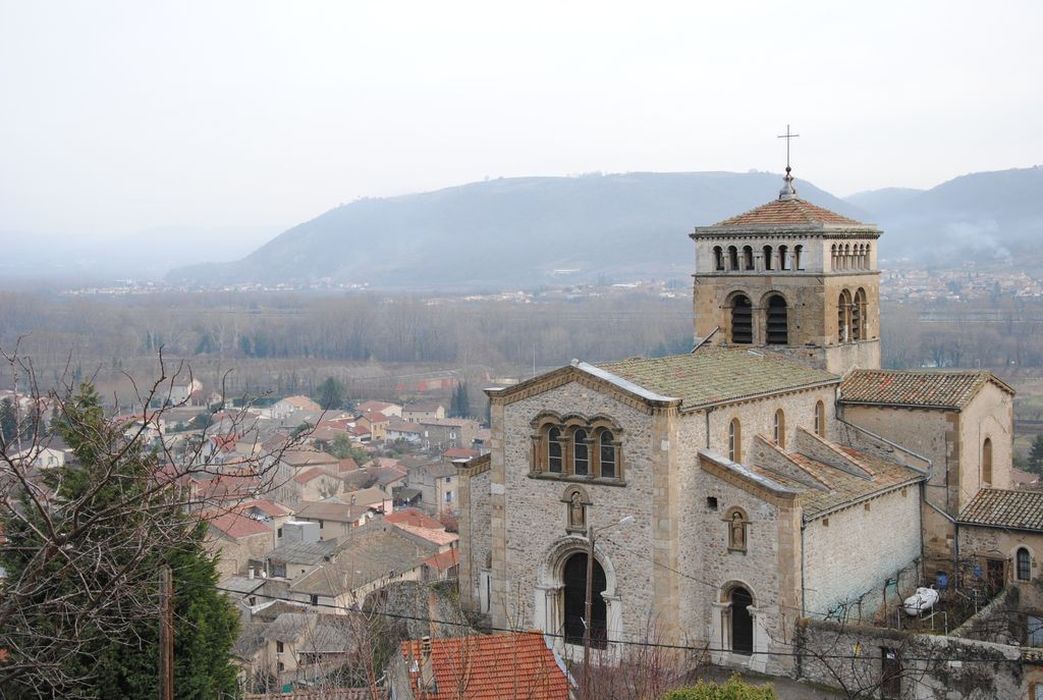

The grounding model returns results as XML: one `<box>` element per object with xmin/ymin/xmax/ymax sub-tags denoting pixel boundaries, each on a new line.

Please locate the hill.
<box><xmin>167</xmin><ymin>172</ymin><xmax>862</xmax><ymax>290</ymax></box>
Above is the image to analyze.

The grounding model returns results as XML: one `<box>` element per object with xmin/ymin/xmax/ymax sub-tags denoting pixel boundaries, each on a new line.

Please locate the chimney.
<box><xmin>248</xmin><ymin>567</ymin><xmax>255</xmax><ymax>580</ymax></box>
<box><xmin>419</xmin><ymin>636</ymin><xmax>436</xmax><ymax>693</ymax></box>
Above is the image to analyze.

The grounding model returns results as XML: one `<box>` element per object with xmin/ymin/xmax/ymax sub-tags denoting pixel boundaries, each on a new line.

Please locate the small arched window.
<box><xmin>766</xmin><ymin>294</ymin><xmax>788</xmax><ymax>345</ymax></box>
<box><xmin>598</xmin><ymin>429</ymin><xmax>616</xmax><ymax>479</ymax></box>
<box><xmin>728</xmin><ymin>418</ymin><xmax>742</xmax><ymax>462</ymax></box>
<box><xmin>831</xmin><ymin>243</ymin><xmax>837</xmax><ymax>269</ymax></box>
<box><xmin>982</xmin><ymin>437</ymin><xmax>993</xmax><ymax>485</ymax></box>
<box><xmin>843</xmin><ymin>243</ymin><xmax>851</xmax><ymax>269</ymax></box>
<box><xmin>779</xmin><ymin>245</ymin><xmax>789</xmax><ymax>270</ymax></box>
<box><xmin>773</xmin><ymin>409</ymin><xmax>786</xmax><ymax>448</ymax></box>
<box><xmin>762</xmin><ymin>245</ymin><xmax>773</xmax><ymax>271</ymax></box>
<box><xmin>731</xmin><ymin>295</ymin><xmax>753</xmax><ymax>345</ymax></box>
<box><xmin>742</xmin><ymin>245</ymin><xmax>754</xmax><ymax>271</ymax></box>
<box><xmin>794</xmin><ymin>244</ymin><xmax>804</xmax><ymax>270</ymax></box>
<box><xmin>728</xmin><ymin>246</ymin><xmax>739</xmax><ymax>271</ymax></box>
<box><xmin>573</xmin><ymin>429</ymin><xmax>589</xmax><ymax>476</ymax></box>
<box><xmin>713</xmin><ymin>246</ymin><xmax>724</xmax><ymax>271</ymax></box>
<box><xmin>814</xmin><ymin>401</ymin><xmax>826</xmax><ymax>437</ymax></box>
<box><xmin>547</xmin><ymin>427</ymin><xmax>563</xmax><ymax>473</ymax></box>
<box><xmin>1017</xmin><ymin>548</ymin><xmax>1031</xmax><ymax>581</ymax></box>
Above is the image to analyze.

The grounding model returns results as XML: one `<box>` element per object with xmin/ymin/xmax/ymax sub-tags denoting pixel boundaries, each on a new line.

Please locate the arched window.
<box><xmin>742</xmin><ymin>245</ymin><xmax>754</xmax><ymax>271</ymax></box>
<box><xmin>1017</xmin><ymin>548</ymin><xmax>1031</xmax><ymax>581</ymax></box>
<box><xmin>857</xmin><ymin>244</ymin><xmax>866</xmax><ymax>269</ymax></box>
<box><xmin>762</xmin><ymin>245</ymin><xmax>773</xmax><ymax>271</ymax></box>
<box><xmin>766</xmin><ymin>294</ymin><xmax>788</xmax><ymax>345</ymax></box>
<box><xmin>831</xmin><ymin>243</ymin><xmax>837</xmax><ymax>269</ymax></box>
<box><xmin>773</xmin><ymin>409</ymin><xmax>786</xmax><ymax>448</ymax></box>
<box><xmin>728</xmin><ymin>418</ymin><xmax>742</xmax><ymax>462</ymax></box>
<box><xmin>728</xmin><ymin>246</ymin><xmax>739</xmax><ymax>271</ymax></box>
<box><xmin>843</xmin><ymin>243</ymin><xmax>851</xmax><ymax>269</ymax></box>
<box><xmin>815</xmin><ymin>401</ymin><xmax>826</xmax><ymax>437</ymax></box>
<box><xmin>838</xmin><ymin>289</ymin><xmax>852</xmax><ymax>343</ymax></box>
<box><xmin>573</xmin><ymin>429</ymin><xmax>589</xmax><ymax>476</ymax></box>
<box><xmin>853</xmin><ymin>288</ymin><xmax>867</xmax><ymax>341</ymax></box>
<box><xmin>563</xmin><ymin>553</ymin><xmax>607</xmax><ymax>648</ymax></box>
<box><xmin>982</xmin><ymin>437</ymin><xmax>993</xmax><ymax>485</ymax></box>
<box><xmin>794</xmin><ymin>244</ymin><xmax>804</xmax><ymax>270</ymax></box>
<box><xmin>547</xmin><ymin>427</ymin><xmax>563</xmax><ymax>473</ymax></box>
<box><xmin>779</xmin><ymin>245</ymin><xmax>789</xmax><ymax>270</ymax></box>
<box><xmin>864</xmin><ymin>244</ymin><xmax>871</xmax><ymax>269</ymax></box>
<box><xmin>731</xmin><ymin>295</ymin><xmax>753</xmax><ymax>345</ymax></box>
<box><xmin>598</xmin><ymin>429</ymin><xmax>616</xmax><ymax>479</ymax></box>
<box><xmin>730</xmin><ymin>587</ymin><xmax>754</xmax><ymax>655</ymax></box>
<box><xmin>713</xmin><ymin>246</ymin><xmax>724</xmax><ymax>271</ymax></box>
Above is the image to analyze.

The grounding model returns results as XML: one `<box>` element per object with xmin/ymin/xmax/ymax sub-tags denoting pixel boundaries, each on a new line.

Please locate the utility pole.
<box><xmin>159</xmin><ymin>564</ymin><xmax>174</xmax><ymax>700</ymax></box>
<box><xmin>582</xmin><ymin>525</ymin><xmax>595</xmax><ymax>700</ymax></box>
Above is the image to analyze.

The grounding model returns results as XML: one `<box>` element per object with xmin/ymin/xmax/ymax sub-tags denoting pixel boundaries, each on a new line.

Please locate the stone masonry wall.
<box><xmin>803</xmin><ymin>486</ymin><xmax>922</xmax><ymax>623</ymax></box>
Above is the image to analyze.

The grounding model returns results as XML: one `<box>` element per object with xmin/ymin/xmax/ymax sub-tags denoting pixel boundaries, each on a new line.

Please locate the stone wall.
<box><xmin>796</xmin><ymin>618</ymin><xmax>1026</xmax><ymax>700</ymax></box>
<box><xmin>457</xmin><ymin>460</ymin><xmax>491</xmax><ymax>614</ymax></box>
<box><xmin>803</xmin><ymin>486</ymin><xmax>922</xmax><ymax>623</ymax></box>
<box><xmin>958</xmin><ymin>524</ymin><xmax>1043</xmax><ymax>585</ymax></box>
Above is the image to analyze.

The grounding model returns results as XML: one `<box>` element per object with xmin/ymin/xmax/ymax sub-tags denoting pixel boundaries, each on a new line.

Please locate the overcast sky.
<box><xmin>2</xmin><ymin>0</ymin><xmax>1041</xmax><ymax>245</ymax></box>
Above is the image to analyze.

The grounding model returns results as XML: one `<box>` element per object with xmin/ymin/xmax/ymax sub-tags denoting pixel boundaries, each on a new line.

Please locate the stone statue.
<box><xmin>730</xmin><ymin>511</ymin><xmax>746</xmax><ymax>550</ymax></box>
<box><xmin>569</xmin><ymin>491</ymin><xmax>586</xmax><ymax>530</ymax></box>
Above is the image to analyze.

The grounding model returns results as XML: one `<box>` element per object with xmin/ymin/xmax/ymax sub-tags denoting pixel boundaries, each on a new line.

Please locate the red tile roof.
<box><xmin>709</xmin><ymin>197</ymin><xmax>866</xmax><ymax>228</ymax></box>
<box><xmin>841</xmin><ymin>369</ymin><xmax>1013</xmax><ymax>410</ymax></box>
<box><xmin>400</xmin><ymin>632</ymin><xmax>570</xmax><ymax>700</ymax></box>
<box><xmin>423</xmin><ymin>548</ymin><xmax>460</xmax><ymax>572</ymax></box>
<box><xmin>959</xmin><ymin>488</ymin><xmax>1043</xmax><ymax>531</ymax></box>
<box><xmin>207</xmin><ymin>511</ymin><xmax>272</xmax><ymax>539</ymax></box>
<box><xmin>240</xmin><ymin>498</ymin><xmax>293</xmax><ymax>518</ymax></box>
<box><xmin>385</xmin><ymin>508</ymin><xmax>444</xmax><ymax>530</ymax></box>
<box><xmin>443</xmin><ymin>447</ymin><xmax>479</xmax><ymax>460</ymax></box>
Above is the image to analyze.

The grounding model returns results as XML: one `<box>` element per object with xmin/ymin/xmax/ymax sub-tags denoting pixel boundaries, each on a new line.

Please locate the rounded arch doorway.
<box><xmin>562</xmin><ymin>552</ymin><xmax>608</xmax><ymax>649</ymax></box>
<box><xmin>730</xmin><ymin>586</ymin><xmax>754</xmax><ymax>655</ymax></box>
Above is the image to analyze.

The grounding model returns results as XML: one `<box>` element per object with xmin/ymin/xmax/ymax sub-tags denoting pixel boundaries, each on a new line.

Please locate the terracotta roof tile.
<box><xmin>959</xmin><ymin>489</ymin><xmax>1043</xmax><ymax>531</ymax></box>
<box><xmin>207</xmin><ymin>511</ymin><xmax>273</xmax><ymax>539</ymax></box>
<box><xmin>599</xmin><ymin>347</ymin><xmax>838</xmax><ymax>410</ymax></box>
<box><xmin>400</xmin><ymin>632</ymin><xmax>570</xmax><ymax>700</ymax></box>
<box><xmin>385</xmin><ymin>508</ymin><xmax>444</xmax><ymax>530</ymax></box>
<box><xmin>707</xmin><ymin>197</ymin><xmax>866</xmax><ymax>228</ymax></box>
<box><xmin>841</xmin><ymin>369</ymin><xmax>1013</xmax><ymax>410</ymax></box>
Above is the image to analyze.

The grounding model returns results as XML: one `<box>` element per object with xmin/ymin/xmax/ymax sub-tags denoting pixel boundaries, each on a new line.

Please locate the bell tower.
<box><xmin>689</xmin><ymin>167</ymin><xmax>882</xmax><ymax>375</ymax></box>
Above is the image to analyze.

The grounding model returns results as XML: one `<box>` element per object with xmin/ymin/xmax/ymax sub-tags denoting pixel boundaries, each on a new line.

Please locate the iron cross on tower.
<box><xmin>777</xmin><ymin>124</ymin><xmax>800</xmax><ymax>171</ymax></box>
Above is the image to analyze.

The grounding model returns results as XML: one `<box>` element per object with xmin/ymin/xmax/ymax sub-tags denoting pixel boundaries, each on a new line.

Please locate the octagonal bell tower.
<box><xmin>690</xmin><ymin>169</ymin><xmax>882</xmax><ymax>374</ymax></box>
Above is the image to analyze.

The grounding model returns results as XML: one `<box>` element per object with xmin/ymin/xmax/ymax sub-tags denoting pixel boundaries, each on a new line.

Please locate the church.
<box><xmin>455</xmin><ymin>167</ymin><xmax>1017</xmax><ymax>675</ymax></box>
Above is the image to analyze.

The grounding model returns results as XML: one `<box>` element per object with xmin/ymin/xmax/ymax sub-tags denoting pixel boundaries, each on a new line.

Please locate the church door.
<box><xmin>730</xmin><ymin>587</ymin><xmax>754</xmax><ymax>655</ymax></box>
<box><xmin>562</xmin><ymin>552</ymin><xmax>608</xmax><ymax>649</ymax></box>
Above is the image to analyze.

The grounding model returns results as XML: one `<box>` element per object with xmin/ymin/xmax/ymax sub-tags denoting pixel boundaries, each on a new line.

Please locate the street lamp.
<box><xmin>583</xmin><ymin>514</ymin><xmax>634</xmax><ymax>698</ymax></box>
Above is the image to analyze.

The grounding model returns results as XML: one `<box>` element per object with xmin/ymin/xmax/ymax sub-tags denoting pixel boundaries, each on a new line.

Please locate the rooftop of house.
<box><xmin>278</xmin><ymin>395</ymin><xmax>323</xmax><ymax>412</ymax></box>
<box><xmin>358</xmin><ymin>400</ymin><xmax>401</xmax><ymax>414</ymax></box>
<box><xmin>387</xmin><ymin>419</ymin><xmax>425</xmax><ymax>434</ymax></box>
<box><xmin>281</xmin><ymin>449</ymin><xmax>340</xmax><ymax>468</ymax></box>
<box><xmin>399</xmin><ymin>631</ymin><xmax>570</xmax><ymax>700</ymax></box>
<box><xmin>959</xmin><ymin>488</ymin><xmax>1043</xmax><ymax>531</ymax></box>
<box><xmin>442</xmin><ymin>447</ymin><xmax>479</xmax><ymax>460</ymax></box>
<box><xmin>840</xmin><ymin>369</ymin><xmax>1014</xmax><ymax>410</ymax></box>
<box><xmin>266</xmin><ymin>538</ymin><xmax>340</xmax><ymax>566</ymax></box>
<box><xmin>295</xmin><ymin>500</ymin><xmax>372</xmax><ymax>523</ymax></box>
<box><xmin>293</xmin><ymin>466</ymin><xmax>338</xmax><ymax>485</ymax></box>
<box><xmin>596</xmin><ymin>346</ymin><xmax>839</xmax><ymax>410</ymax></box>
<box><xmin>240</xmin><ymin>498</ymin><xmax>294</xmax><ymax>518</ymax></box>
<box><xmin>392</xmin><ymin>522</ymin><xmax>458</xmax><ymax>548</ymax></box>
<box><xmin>290</xmin><ymin>524</ymin><xmax>438</xmax><ymax>597</ymax></box>
<box><xmin>207</xmin><ymin>511</ymin><xmax>273</xmax><ymax>540</ymax></box>
<box><xmin>423</xmin><ymin>548</ymin><xmax>460</xmax><ymax>572</ymax></box>
<box><xmin>403</xmin><ymin>400</ymin><xmax>445</xmax><ymax>413</ymax></box>
<box><xmin>384</xmin><ymin>508</ymin><xmax>444</xmax><ymax>530</ymax></box>
<box><xmin>263</xmin><ymin>612</ymin><xmax>352</xmax><ymax>651</ymax></box>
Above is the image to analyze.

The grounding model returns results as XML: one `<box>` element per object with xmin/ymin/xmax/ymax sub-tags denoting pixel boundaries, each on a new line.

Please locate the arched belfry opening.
<box><xmin>562</xmin><ymin>552</ymin><xmax>608</xmax><ymax>649</ymax></box>
<box><xmin>765</xmin><ymin>294</ymin><xmax>788</xmax><ymax>345</ymax></box>
<box><xmin>731</xmin><ymin>295</ymin><xmax>753</xmax><ymax>344</ymax></box>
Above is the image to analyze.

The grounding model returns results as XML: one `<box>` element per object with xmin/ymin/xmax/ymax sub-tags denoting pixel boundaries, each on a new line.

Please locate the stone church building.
<box><xmin>456</xmin><ymin>170</ymin><xmax>1017</xmax><ymax>675</ymax></box>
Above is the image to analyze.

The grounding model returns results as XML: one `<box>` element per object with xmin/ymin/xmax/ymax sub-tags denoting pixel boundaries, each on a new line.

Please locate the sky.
<box><xmin>2</xmin><ymin>0</ymin><xmax>1042</xmax><ymax>248</ymax></box>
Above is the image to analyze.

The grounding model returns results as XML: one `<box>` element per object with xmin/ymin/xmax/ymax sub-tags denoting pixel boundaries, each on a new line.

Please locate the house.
<box><xmin>271</xmin><ymin>395</ymin><xmax>323</xmax><ymax>421</ymax></box>
<box><xmin>357</xmin><ymin>411</ymin><xmax>389</xmax><ymax>442</ymax></box>
<box><xmin>385</xmin><ymin>508</ymin><xmax>458</xmax><ymax>552</ymax></box>
<box><xmin>294</xmin><ymin>467</ymin><xmax>345</xmax><ymax>501</ymax></box>
<box><xmin>957</xmin><ymin>489</ymin><xmax>1043</xmax><ymax>589</ymax></box>
<box><xmin>391</xmin><ymin>632</ymin><xmax>571</xmax><ymax>700</ymax></box>
<box><xmin>415</xmin><ymin>418</ymin><xmax>480</xmax><ymax>451</ymax></box>
<box><xmin>295</xmin><ymin>499</ymin><xmax>376</xmax><ymax>539</ymax></box>
<box><xmin>402</xmin><ymin>401</ymin><xmax>446</xmax><ymax>423</ymax></box>
<box><xmin>254</xmin><ymin>612</ymin><xmax>355</xmax><ymax>685</ymax></box>
<box><xmin>408</xmin><ymin>460</ymin><xmax>459</xmax><ymax>515</ymax></box>
<box><xmin>10</xmin><ymin>446</ymin><xmax>66</xmax><ymax>469</ymax></box>
<box><xmin>420</xmin><ymin>548</ymin><xmax>460</xmax><ymax>583</ymax></box>
<box><xmin>386</xmin><ymin>419</ymin><xmax>425</xmax><ymax>444</ymax></box>
<box><xmin>206</xmin><ymin>510</ymin><xmax>277</xmax><ymax>578</ymax></box>
<box><xmin>358</xmin><ymin>400</ymin><xmax>403</xmax><ymax>418</ymax></box>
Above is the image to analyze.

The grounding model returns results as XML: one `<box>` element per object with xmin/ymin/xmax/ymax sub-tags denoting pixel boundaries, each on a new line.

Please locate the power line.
<box><xmin>215</xmin><ymin>585</ymin><xmax>1027</xmax><ymax>664</ymax></box>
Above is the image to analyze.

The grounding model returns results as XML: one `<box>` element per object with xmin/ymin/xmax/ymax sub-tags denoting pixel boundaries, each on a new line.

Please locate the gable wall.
<box><xmin>491</xmin><ymin>379</ymin><xmax>663</xmax><ymax>642</ymax></box>
<box><xmin>803</xmin><ymin>485</ymin><xmax>921</xmax><ymax>621</ymax></box>
<box><xmin>959</xmin><ymin>382</ymin><xmax>1015</xmax><ymax>500</ymax></box>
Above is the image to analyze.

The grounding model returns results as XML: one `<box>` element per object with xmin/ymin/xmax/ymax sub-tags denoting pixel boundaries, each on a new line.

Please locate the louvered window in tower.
<box><xmin>766</xmin><ymin>295</ymin><xmax>788</xmax><ymax>345</ymax></box>
<box><xmin>731</xmin><ymin>295</ymin><xmax>753</xmax><ymax>344</ymax></box>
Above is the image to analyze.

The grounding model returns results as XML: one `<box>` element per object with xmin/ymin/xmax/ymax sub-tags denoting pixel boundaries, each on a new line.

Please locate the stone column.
<box><xmin>747</xmin><ymin>605</ymin><xmax>768</xmax><ymax>673</ymax></box>
<box><xmin>604</xmin><ymin>592</ymin><xmax>623</xmax><ymax>661</ymax></box>
<box><xmin>534</xmin><ymin>583</ymin><xmax>561</xmax><ymax>642</ymax></box>
<box><xmin>710</xmin><ymin>601</ymin><xmax>729</xmax><ymax>665</ymax></box>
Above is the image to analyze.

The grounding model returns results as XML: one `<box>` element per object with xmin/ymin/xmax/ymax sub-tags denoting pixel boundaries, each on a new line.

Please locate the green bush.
<box><xmin>661</xmin><ymin>674</ymin><xmax>777</xmax><ymax>700</ymax></box>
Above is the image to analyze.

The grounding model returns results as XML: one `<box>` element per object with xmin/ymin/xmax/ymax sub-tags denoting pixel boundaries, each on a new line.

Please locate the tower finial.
<box><xmin>777</xmin><ymin>124</ymin><xmax>800</xmax><ymax>200</ymax></box>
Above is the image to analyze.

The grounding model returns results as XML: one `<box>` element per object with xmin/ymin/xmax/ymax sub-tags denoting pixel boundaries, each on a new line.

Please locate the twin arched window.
<box><xmin>837</xmin><ymin>287</ymin><xmax>868</xmax><ymax>344</ymax></box>
<box><xmin>729</xmin><ymin>292</ymin><xmax>788</xmax><ymax>345</ymax></box>
<box><xmin>536</xmin><ymin>421</ymin><xmax>621</xmax><ymax>480</ymax></box>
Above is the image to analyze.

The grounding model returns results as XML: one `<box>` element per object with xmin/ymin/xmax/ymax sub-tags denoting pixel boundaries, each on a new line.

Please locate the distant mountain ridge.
<box><xmin>168</xmin><ymin>167</ymin><xmax>1043</xmax><ymax>290</ymax></box>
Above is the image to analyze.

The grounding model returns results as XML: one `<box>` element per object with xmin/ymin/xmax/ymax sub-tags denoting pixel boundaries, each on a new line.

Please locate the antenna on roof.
<box><xmin>777</xmin><ymin>124</ymin><xmax>800</xmax><ymax>200</ymax></box>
